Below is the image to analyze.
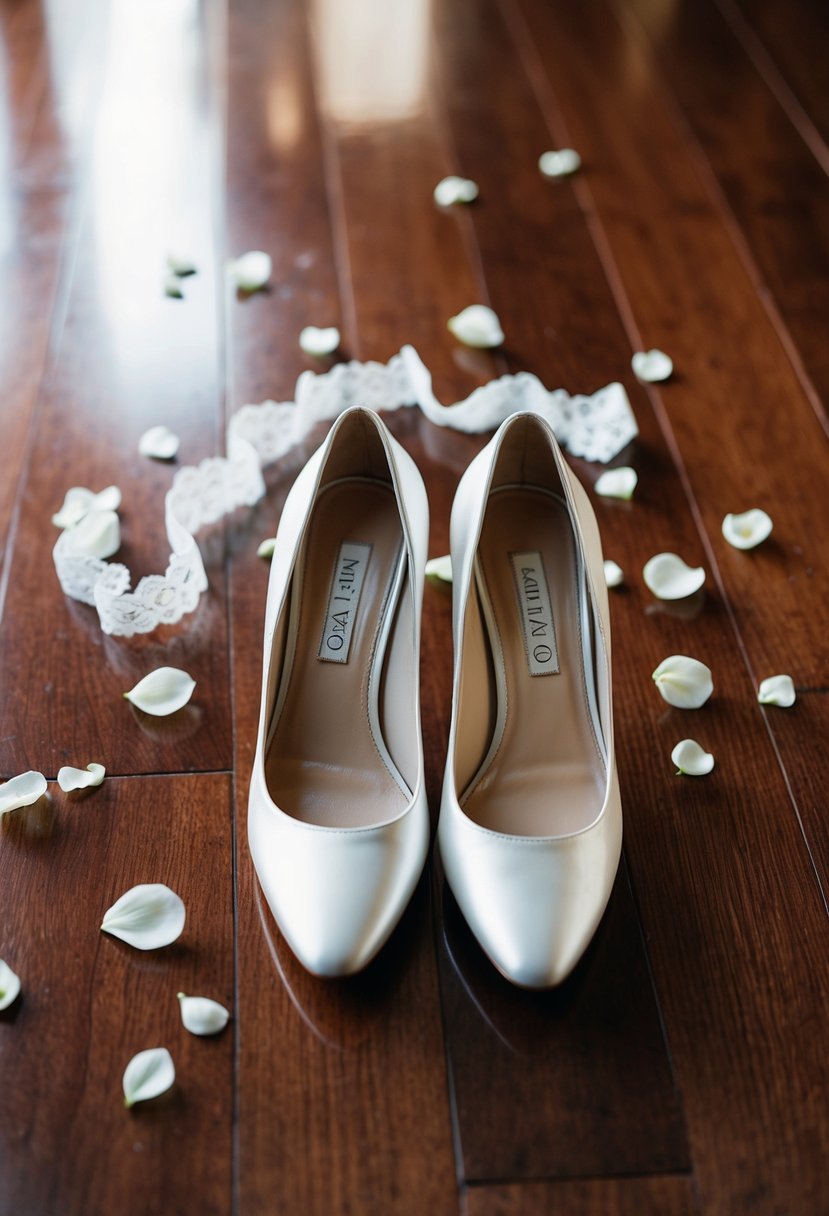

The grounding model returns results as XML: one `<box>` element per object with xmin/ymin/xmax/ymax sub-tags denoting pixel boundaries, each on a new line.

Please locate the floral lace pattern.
<box><xmin>52</xmin><ymin>345</ymin><xmax>637</xmax><ymax>637</ymax></box>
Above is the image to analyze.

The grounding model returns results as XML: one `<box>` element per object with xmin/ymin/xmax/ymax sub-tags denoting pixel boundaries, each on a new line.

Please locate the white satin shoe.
<box><xmin>248</xmin><ymin>408</ymin><xmax>430</xmax><ymax>977</ymax></box>
<box><xmin>438</xmin><ymin>413</ymin><xmax>622</xmax><ymax>988</ymax></box>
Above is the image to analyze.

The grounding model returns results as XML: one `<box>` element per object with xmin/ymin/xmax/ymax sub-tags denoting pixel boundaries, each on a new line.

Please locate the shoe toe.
<box><xmin>440</xmin><ymin>801</ymin><xmax>621</xmax><ymax>989</ymax></box>
<box><xmin>250</xmin><ymin>794</ymin><xmax>428</xmax><ymax>978</ymax></box>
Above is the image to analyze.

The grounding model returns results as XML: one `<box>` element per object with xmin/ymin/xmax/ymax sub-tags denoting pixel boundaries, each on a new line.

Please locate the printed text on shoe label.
<box><xmin>510</xmin><ymin>551</ymin><xmax>560</xmax><ymax>676</ymax></box>
<box><xmin>318</xmin><ymin>541</ymin><xmax>372</xmax><ymax>663</ymax></box>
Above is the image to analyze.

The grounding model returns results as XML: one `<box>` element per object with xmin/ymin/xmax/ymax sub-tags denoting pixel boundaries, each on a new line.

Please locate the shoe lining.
<box><xmin>265</xmin><ymin>477</ymin><xmax>412</xmax><ymax>829</ymax></box>
<box><xmin>461</xmin><ymin>485</ymin><xmax>606</xmax><ymax>837</ymax></box>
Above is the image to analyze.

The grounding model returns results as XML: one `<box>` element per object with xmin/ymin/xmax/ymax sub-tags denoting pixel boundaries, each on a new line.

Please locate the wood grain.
<box><xmin>0</xmin><ymin>774</ymin><xmax>233</xmax><ymax>1216</ymax></box>
<box><xmin>506</xmin><ymin>0</ymin><xmax>829</xmax><ymax>1209</ymax></box>
<box><xmin>1</xmin><ymin>0</ymin><xmax>828</xmax><ymax>1211</ymax></box>
<box><xmin>465</xmin><ymin>1176</ymin><xmax>696</xmax><ymax>1216</ymax></box>
<box><xmin>439</xmin><ymin>862</ymin><xmax>688</xmax><ymax>1179</ymax></box>
<box><xmin>226</xmin><ymin>2</ymin><xmax>457</xmax><ymax>1212</ymax></box>
<box><xmin>0</xmin><ymin>0</ymin><xmax>231</xmax><ymax>777</ymax></box>
<box><xmin>726</xmin><ymin>0</ymin><xmax>829</xmax><ymax>153</ymax></box>
<box><xmin>621</xmin><ymin>0</ymin><xmax>829</xmax><ymax>436</ymax></box>
<box><xmin>0</xmin><ymin>189</ymin><xmax>68</xmax><ymax>573</ymax></box>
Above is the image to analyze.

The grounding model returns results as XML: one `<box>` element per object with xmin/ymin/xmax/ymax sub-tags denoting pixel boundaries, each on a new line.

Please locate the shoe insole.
<box><xmin>265</xmin><ymin>478</ymin><xmax>409</xmax><ymax>829</ymax></box>
<box><xmin>463</xmin><ymin>485</ymin><xmax>605</xmax><ymax>838</ymax></box>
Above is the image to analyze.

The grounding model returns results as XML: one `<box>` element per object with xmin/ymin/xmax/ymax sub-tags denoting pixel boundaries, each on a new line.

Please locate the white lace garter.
<box><xmin>52</xmin><ymin>345</ymin><xmax>637</xmax><ymax>638</ymax></box>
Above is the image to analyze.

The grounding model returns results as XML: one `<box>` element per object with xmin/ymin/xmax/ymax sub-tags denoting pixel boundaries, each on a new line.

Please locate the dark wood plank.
<box><xmin>431</xmin><ymin>0</ymin><xmax>691</xmax><ymax>1179</ymax></box>
<box><xmin>620</xmin><ymin>0</ymin><xmax>829</xmax><ymax>436</ymax></box>
<box><xmin>722</xmin><ymin>0</ymin><xmax>829</xmax><ymax>171</ymax></box>
<box><xmin>320</xmin><ymin>0</ymin><xmax>690</xmax><ymax>1186</ymax></box>
<box><xmin>0</xmin><ymin>774</ymin><xmax>233</xmax><ymax>1216</ymax></box>
<box><xmin>514</xmin><ymin>0</ymin><xmax>829</xmax><ymax>864</ymax></box>
<box><xmin>439</xmin><ymin>861</ymin><xmax>688</xmax><ymax>1179</ymax></box>
<box><xmin>466</xmin><ymin>1175</ymin><xmax>696</xmax><ymax>1216</ymax></box>
<box><xmin>499</xmin><ymin>0</ymin><xmax>829</xmax><ymax>1209</ymax></box>
<box><xmin>0</xmin><ymin>0</ymin><xmax>231</xmax><ymax>777</ymax></box>
<box><xmin>225</xmin><ymin>2</ymin><xmax>458</xmax><ymax>1212</ymax></box>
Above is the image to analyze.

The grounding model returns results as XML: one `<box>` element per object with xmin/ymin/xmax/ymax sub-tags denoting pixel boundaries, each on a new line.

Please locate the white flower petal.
<box><xmin>52</xmin><ymin>487</ymin><xmax>94</xmax><ymax>529</ymax></box>
<box><xmin>62</xmin><ymin>509</ymin><xmax>120</xmax><ymax>559</ymax></box>
<box><xmin>102</xmin><ymin>883</ymin><xmax>186</xmax><ymax>950</ymax></box>
<box><xmin>299</xmin><ymin>326</ymin><xmax>340</xmax><ymax>356</ymax></box>
<box><xmin>94</xmin><ymin>486</ymin><xmax>122</xmax><ymax>513</ymax></box>
<box><xmin>722</xmin><ymin>509</ymin><xmax>773</xmax><ymax>551</ymax></box>
<box><xmin>257</xmin><ymin>537</ymin><xmax>276</xmax><ymax>559</ymax></box>
<box><xmin>434</xmin><ymin>175</ymin><xmax>479</xmax><ymax>205</ymax></box>
<box><xmin>57</xmin><ymin>763</ymin><xmax>106</xmax><ymax>792</ymax></box>
<box><xmin>643</xmin><ymin>553</ymin><xmax>706</xmax><ymax>601</ymax></box>
<box><xmin>166</xmin><ymin>253</ymin><xmax>197</xmax><ymax>277</ymax></box>
<box><xmin>228</xmin><ymin>250</ymin><xmax>272</xmax><ymax>292</ymax></box>
<box><xmin>758</xmin><ymin>674</ymin><xmax>796</xmax><ymax>707</ymax></box>
<box><xmin>594</xmin><ymin>466</ymin><xmax>638</xmax><ymax>500</ymax></box>
<box><xmin>603</xmin><ymin>559</ymin><xmax>624</xmax><ymax>588</ymax></box>
<box><xmin>671</xmin><ymin>738</ymin><xmax>715</xmax><ymax>776</ymax></box>
<box><xmin>0</xmin><ymin>771</ymin><xmax>47</xmax><ymax>816</ymax></box>
<box><xmin>139</xmin><ymin>426</ymin><xmax>180</xmax><ymax>461</ymax></box>
<box><xmin>425</xmin><ymin>555</ymin><xmax>453</xmax><ymax>582</ymax></box>
<box><xmin>52</xmin><ymin>485</ymin><xmax>121</xmax><ymax>529</ymax></box>
<box><xmin>124</xmin><ymin>667</ymin><xmax>196</xmax><ymax>716</ymax></box>
<box><xmin>0</xmin><ymin>959</ymin><xmax>21</xmax><ymax>1011</ymax></box>
<box><xmin>632</xmin><ymin>349</ymin><xmax>673</xmax><ymax>382</ymax></box>
<box><xmin>164</xmin><ymin>276</ymin><xmax>185</xmax><ymax>299</ymax></box>
<box><xmin>177</xmin><ymin>993</ymin><xmax>230</xmax><ymax>1036</ymax></box>
<box><xmin>447</xmin><ymin>305</ymin><xmax>504</xmax><ymax>348</ymax></box>
<box><xmin>123</xmin><ymin>1047</ymin><xmax>175</xmax><ymax>1108</ymax></box>
<box><xmin>538</xmin><ymin>148</ymin><xmax>581</xmax><ymax>177</ymax></box>
<box><xmin>652</xmin><ymin>655</ymin><xmax>713</xmax><ymax>709</ymax></box>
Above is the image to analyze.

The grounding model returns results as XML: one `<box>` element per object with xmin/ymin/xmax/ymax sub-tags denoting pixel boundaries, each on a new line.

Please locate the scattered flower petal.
<box><xmin>166</xmin><ymin>253</ymin><xmax>197</xmax><ymax>277</ymax></box>
<box><xmin>652</xmin><ymin>655</ymin><xmax>713</xmax><ymax>709</ymax></box>
<box><xmin>124</xmin><ymin>667</ymin><xmax>196</xmax><ymax>717</ymax></box>
<box><xmin>164</xmin><ymin>276</ymin><xmax>185</xmax><ymax>299</ymax></box>
<box><xmin>643</xmin><ymin>553</ymin><xmax>706</xmax><ymax>601</ymax></box>
<box><xmin>538</xmin><ymin>148</ymin><xmax>581</xmax><ymax>177</ymax></box>
<box><xmin>671</xmin><ymin>738</ymin><xmax>715</xmax><ymax>776</ymax></box>
<box><xmin>0</xmin><ymin>959</ymin><xmax>21</xmax><ymax>1011</ymax></box>
<box><xmin>299</xmin><ymin>326</ymin><xmax>340</xmax><ymax>356</ymax></box>
<box><xmin>257</xmin><ymin>537</ymin><xmax>277</xmax><ymax>559</ymax></box>
<box><xmin>447</xmin><ymin>305</ymin><xmax>504</xmax><ymax>348</ymax></box>
<box><xmin>434</xmin><ymin>176</ymin><xmax>479</xmax><ymax>205</ymax></box>
<box><xmin>758</xmin><ymin>674</ymin><xmax>796</xmax><ymax>707</ymax></box>
<box><xmin>0</xmin><ymin>771</ymin><xmax>47</xmax><ymax>816</ymax></box>
<box><xmin>722</xmin><ymin>509</ymin><xmax>773</xmax><ymax>551</ymax></box>
<box><xmin>632</xmin><ymin>348</ymin><xmax>673</xmax><ymax>382</ymax></box>
<box><xmin>57</xmin><ymin>763</ymin><xmax>106</xmax><ymax>792</ymax></box>
<box><xmin>425</xmin><ymin>555</ymin><xmax>453</xmax><ymax>582</ymax></box>
<box><xmin>52</xmin><ymin>485</ymin><xmax>121</xmax><ymax>529</ymax></box>
<box><xmin>177</xmin><ymin>992</ymin><xmax>230</xmax><ymax>1036</ymax></box>
<box><xmin>139</xmin><ymin>426</ymin><xmax>180</xmax><ymax>461</ymax></box>
<box><xmin>123</xmin><ymin>1047</ymin><xmax>175</xmax><ymax>1108</ymax></box>
<box><xmin>62</xmin><ymin>510</ymin><xmax>120</xmax><ymax>558</ymax></box>
<box><xmin>594</xmin><ymin>466</ymin><xmax>637</xmax><ymax>500</ymax></box>
<box><xmin>604</xmin><ymin>559</ymin><xmax>624</xmax><ymax>588</ymax></box>
<box><xmin>228</xmin><ymin>250</ymin><xmax>271</xmax><ymax>292</ymax></box>
<box><xmin>102</xmin><ymin>883</ymin><xmax>186</xmax><ymax>950</ymax></box>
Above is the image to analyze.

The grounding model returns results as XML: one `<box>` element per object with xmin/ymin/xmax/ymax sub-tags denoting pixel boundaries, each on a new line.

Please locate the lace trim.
<box><xmin>52</xmin><ymin>345</ymin><xmax>637</xmax><ymax>637</ymax></box>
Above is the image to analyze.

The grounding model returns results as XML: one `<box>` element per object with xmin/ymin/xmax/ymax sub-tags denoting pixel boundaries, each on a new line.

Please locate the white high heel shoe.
<box><xmin>247</xmin><ymin>407</ymin><xmax>430</xmax><ymax>977</ymax></box>
<box><xmin>438</xmin><ymin>413</ymin><xmax>622</xmax><ymax>988</ymax></box>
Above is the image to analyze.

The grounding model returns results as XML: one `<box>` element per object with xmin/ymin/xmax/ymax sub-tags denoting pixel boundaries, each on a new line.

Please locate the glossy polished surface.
<box><xmin>1</xmin><ymin>0</ymin><xmax>828</xmax><ymax>1212</ymax></box>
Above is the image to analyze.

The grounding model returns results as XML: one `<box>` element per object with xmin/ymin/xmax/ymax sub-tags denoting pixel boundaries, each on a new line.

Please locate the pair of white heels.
<box><xmin>247</xmin><ymin>407</ymin><xmax>621</xmax><ymax>989</ymax></box>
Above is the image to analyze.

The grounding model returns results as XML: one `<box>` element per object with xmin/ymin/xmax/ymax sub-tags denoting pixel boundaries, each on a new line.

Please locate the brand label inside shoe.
<box><xmin>318</xmin><ymin>541</ymin><xmax>373</xmax><ymax>663</ymax></box>
<box><xmin>510</xmin><ymin>551</ymin><xmax>559</xmax><ymax>676</ymax></box>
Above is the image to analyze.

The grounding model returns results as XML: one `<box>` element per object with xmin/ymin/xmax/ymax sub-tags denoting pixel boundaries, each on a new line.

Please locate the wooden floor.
<box><xmin>1</xmin><ymin>0</ymin><xmax>827</xmax><ymax>1212</ymax></box>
